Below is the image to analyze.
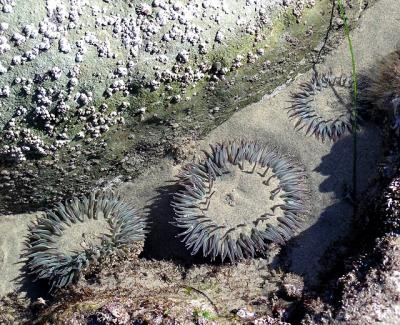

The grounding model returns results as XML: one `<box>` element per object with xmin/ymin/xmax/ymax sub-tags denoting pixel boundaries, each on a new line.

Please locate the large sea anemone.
<box><xmin>288</xmin><ymin>72</ymin><xmax>357</xmax><ymax>142</ymax></box>
<box><xmin>358</xmin><ymin>50</ymin><xmax>400</xmax><ymax>130</ymax></box>
<box><xmin>24</xmin><ymin>191</ymin><xmax>147</xmax><ymax>290</ymax></box>
<box><xmin>172</xmin><ymin>140</ymin><xmax>309</xmax><ymax>263</ymax></box>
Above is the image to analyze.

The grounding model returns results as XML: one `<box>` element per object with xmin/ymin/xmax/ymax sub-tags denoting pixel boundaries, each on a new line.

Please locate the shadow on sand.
<box><xmin>273</xmin><ymin>125</ymin><xmax>382</xmax><ymax>289</ymax></box>
<box><xmin>14</xmin><ymin>257</ymin><xmax>53</xmax><ymax>301</ymax></box>
<box><xmin>139</xmin><ymin>183</ymin><xmax>215</xmax><ymax>267</ymax></box>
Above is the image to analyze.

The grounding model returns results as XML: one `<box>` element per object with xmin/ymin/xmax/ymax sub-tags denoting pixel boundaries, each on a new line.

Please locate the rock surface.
<box><xmin>0</xmin><ymin>0</ymin><xmax>288</xmax><ymax>163</ymax></box>
<box><xmin>0</xmin><ymin>0</ymin><xmax>339</xmax><ymax>213</ymax></box>
<box><xmin>1</xmin><ymin>0</ymin><xmax>399</xmax><ymax>324</ymax></box>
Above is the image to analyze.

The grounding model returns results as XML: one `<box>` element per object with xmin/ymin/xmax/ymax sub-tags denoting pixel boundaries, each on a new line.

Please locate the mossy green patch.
<box><xmin>193</xmin><ymin>308</ymin><xmax>218</xmax><ymax>321</ymax></box>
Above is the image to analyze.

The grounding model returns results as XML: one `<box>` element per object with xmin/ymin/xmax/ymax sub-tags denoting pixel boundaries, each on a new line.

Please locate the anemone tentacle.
<box><xmin>24</xmin><ymin>191</ymin><xmax>147</xmax><ymax>291</ymax></box>
<box><xmin>288</xmin><ymin>72</ymin><xmax>360</xmax><ymax>142</ymax></box>
<box><xmin>172</xmin><ymin>140</ymin><xmax>309</xmax><ymax>263</ymax></box>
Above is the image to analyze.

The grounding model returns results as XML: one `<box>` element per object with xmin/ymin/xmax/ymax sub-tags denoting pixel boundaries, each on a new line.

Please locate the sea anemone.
<box><xmin>24</xmin><ymin>191</ymin><xmax>147</xmax><ymax>290</ymax></box>
<box><xmin>172</xmin><ymin>140</ymin><xmax>309</xmax><ymax>263</ymax></box>
<box><xmin>358</xmin><ymin>50</ymin><xmax>400</xmax><ymax>130</ymax></box>
<box><xmin>288</xmin><ymin>72</ymin><xmax>357</xmax><ymax>142</ymax></box>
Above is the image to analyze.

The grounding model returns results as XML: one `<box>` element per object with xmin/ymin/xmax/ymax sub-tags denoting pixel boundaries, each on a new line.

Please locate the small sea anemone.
<box><xmin>358</xmin><ymin>50</ymin><xmax>400</xmax><ymax>130</ymax></box>
<box><xmin>24</xmin><ymin>191</ymin><xmax>147</xmax><ymax>290</ymax></box>
<box><xmin>172</xmin><ymin>140</ymin><xmax>309</xmax><ymax>263</ymax></box>
<box><xmin>288</xmin><ymin>72</ymin><xmax>357</xmax><ymax>142</ymax></box>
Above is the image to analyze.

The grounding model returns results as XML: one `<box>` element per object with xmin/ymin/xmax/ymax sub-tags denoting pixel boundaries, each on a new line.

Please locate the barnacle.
<box><xmin>288</xmin><ymin>72</ymin><xmax>358</xmax><ymax>142</ymax></box>
<box><xmin>172</xmin><ymin>140</ymin><xmax>309</xmax><ymax>263</ymax></box>
<box><xmin>23</xmin><ymin>191</ymin><xmax>147</xmax><ymax>290</ymax></box>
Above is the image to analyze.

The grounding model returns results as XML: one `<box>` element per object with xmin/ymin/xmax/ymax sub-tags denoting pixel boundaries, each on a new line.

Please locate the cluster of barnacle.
<box><xmin>150</xmin><ymin>62</ymin><xmax>209</xmax><ymax>90</ymax></box>
<box><xmin>0</xmin><ymin>0</ymin><xmax>281</xmax><ymax>164</ymax></box>
<box><xmin>0</xmin><ymin>81</ymin><xmax>126</xmax><ymax>162</ymax></box>
<box><xmin>172</xmin><ymin>140</ymin><xmax>309</xmax><ymax>262</ymax></box>
<box><xmin>23</xmin><ymin>191</ymin><xmax>147</xmax><ymax>290</ymax></box>
<box><xmin>1</xmin><ymin>55</ymin><xmax>134</xmax><ymax>160</ymax></box>
<box><xmin>0</xmin><ymin>0</ymin><xmax>280</xmax><ymax>163</ymax></box>
<box><xmin>288</xmin><ymin>72</ymin><xmax>358</xmax><ymax>142</ymax></box>
<box><xmin>0</xmin><ymin>1</ymin><xmax>132</xmax><ymax>161</ymax></box>
<box><xmin>149</xmin><ymin>47</ymin><xmax>268</xmax><ymax>90</ymax></box>
<box><xmin>151</xmin><ymin>46</ymin><xmax>268</xmax><ymax>91</ymax></box>
<box><xmin>1</xmin><ymin>127</ymin><xmax>48</xmax><ymax>163</ymax></box>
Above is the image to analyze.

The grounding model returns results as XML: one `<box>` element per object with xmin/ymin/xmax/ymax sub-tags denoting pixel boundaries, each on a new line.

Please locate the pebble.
<box><xmin>236</xmin><ymin>308</ymin><xmax>255</xmax><ymax>320</ymax></box>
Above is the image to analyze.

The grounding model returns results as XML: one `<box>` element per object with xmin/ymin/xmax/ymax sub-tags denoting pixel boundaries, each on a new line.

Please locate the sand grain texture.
<box><xmin>0</xmin><ymin>213</ymin><xmax>40</xmax><ymax>295</ymax></box>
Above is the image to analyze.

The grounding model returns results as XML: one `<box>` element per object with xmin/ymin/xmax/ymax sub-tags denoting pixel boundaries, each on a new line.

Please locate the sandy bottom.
<box><xmin>206</xmin><ymin>163</ymin><xmax>285</xmax><ymax>236</ymax></box>
<box><xmin>56</xmin><ymin>216</ymin><xmax>110</xmax><ymax>255</ymax></box>
<box><xmin>0</xmin><ymin>214</ymin><xmax>40</xmax><ymax>295</ymax></box>
<box><xmin>312</xmin><ymin>83</ymin><xmax>353</xmax><ymax>119</ymax></box>
<box><xmin>0</xmin><ymin>0</ymin><xmax>399</xmax><ymax>307</ymax></box>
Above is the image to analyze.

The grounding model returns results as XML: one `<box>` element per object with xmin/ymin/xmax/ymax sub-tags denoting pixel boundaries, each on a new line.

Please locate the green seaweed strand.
<box><xmin>337</xmin><ymin>0</ymin><xmax>358</xmax><ymax>205</ymax></box>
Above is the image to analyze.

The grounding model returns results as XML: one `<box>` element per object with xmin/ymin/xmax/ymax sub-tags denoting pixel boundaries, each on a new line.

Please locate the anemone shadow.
<box><xmin>140</xmin><ymin>183</ymin><xmax>210</xmax><ymax>266</ymax></box>
<box><xmin>272</xmin><ymin>125</ymin><xmax>382</xmax><ymax>289</ymax></box>
<box><xmin>14</xmin><ymin>256</ymin><xmax>53</xmax><ymax>301</ymax></box>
